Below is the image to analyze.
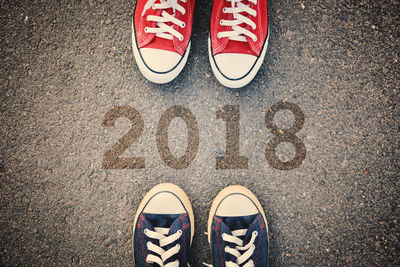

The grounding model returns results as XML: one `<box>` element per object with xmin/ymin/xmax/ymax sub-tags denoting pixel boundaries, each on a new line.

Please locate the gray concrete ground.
<box><xmin>1</xmin><ymin>0</ymin><xmax>399</xmax><ymax>266</ymax></box>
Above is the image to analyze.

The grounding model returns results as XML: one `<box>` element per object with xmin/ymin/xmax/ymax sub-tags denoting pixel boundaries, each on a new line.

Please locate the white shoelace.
<box><xmin>142</xmin><ymin>0</ymin><xmax>187</xmax><ymax>41</ymax></box>
<box><xmin>218</xmin><ymin>0</ymin><xmax>258</xmax><ymax>42</ymax></box>
<box><xmin>145</xmin><ymin>227</ymin><xmax>182</xmax><ymax>267</ymax></box>
<box><xmin>203</xmin><ymin>230</ymin><xmax>258</xmax><ymax>267</ymax></box>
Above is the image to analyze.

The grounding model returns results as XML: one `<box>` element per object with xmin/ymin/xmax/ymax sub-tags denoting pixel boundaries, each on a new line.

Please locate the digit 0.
<box><xmin>265</xmin><ymin>101</ymin><xmax>306</xmax><ymax>170</ymax></box>
<box><xmin>156</xmin><ymin>105</ymin><xmax>199</xmax><ymax>170</ymax></box>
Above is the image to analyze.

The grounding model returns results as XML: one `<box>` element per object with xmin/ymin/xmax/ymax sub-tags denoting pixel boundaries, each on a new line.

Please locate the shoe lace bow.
<box><xmin>203</xmin><ymin>229</ymin><xmax>258</xmax><ymax>267</ymax></box>
<box><xmin>145</xmin><ymin>227</ymin><xmax>182</xmax><ymax>267</ymax></box>
<box><xmin>142</xmin><ymin>0</ymin><xmax>187</xmax><ymax>41</ymax></box>
<box><xmin>218</xmin><ymin>0</ymin><xmax>258</xmax><ymax>42</ymax></box>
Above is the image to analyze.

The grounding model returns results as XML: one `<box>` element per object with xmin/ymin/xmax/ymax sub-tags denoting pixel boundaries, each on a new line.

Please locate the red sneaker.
<box><xmin>132</xmin><ymin>0</ymin><xmax>195</xmax><ymax>84</ymax></box>
<box><xmin>209</xmin><ymin>0</ymin><xmax>269</xmax><ymax>88</ymax></box>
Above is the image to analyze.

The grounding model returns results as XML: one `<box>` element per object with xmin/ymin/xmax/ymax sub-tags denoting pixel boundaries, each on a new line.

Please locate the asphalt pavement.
<box><xmin>0</xmin><ymin>0</ymin><xmax>399</xmax><ymax>266</ymax></box>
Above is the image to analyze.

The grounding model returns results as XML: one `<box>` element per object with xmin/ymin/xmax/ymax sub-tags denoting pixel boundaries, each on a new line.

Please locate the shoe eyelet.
<box><xmin>220</xmin><ymin>19</ymin><xmax>224</xmax><ymax>25</ymax></box>
<box><xmin>253</xmin><ymin>231</ymin><xmax>258</xmax><ymax>236</ymax></box>
<box><xmin>178</xmin><ymin>36</ymin><xmax>184</xmax><ymax>41</ymax></box>
<box><xmin>176</xmin><ymin>244</ymin><xmax>181</xmax><ymax>249</ymax></box>
<box><xmin>144</xmin><ymin>27</ymin><xmax>149</xmax><ymax>33</ymax></box>
<box><xmin>223</xmin><ymin>7</ymin><xmax>227</xmax><ymax>13</ymax></box>
<box><xmin>181</xmin><ymin>22</ymin><xmax>185</xmax><ymax>28</ymax></box>
<box><xmin>252</xmin><ymin>37</ymin><xmax>258</xmax><ymax>42</ymax></box>
<box><xmin>177</xmin><ymin>230</ymin><xmax>183</xmax><ymax>235</ymax></box>
<box><xmin>224</xmin><ymin>246</ymin><xmax>229</xmax><ymax>252</ymax></box>
<box><xmin>144</xmin><ymin>229</ymin><xmax>149</xmax><ymax>234</ymax></box>
<box><xmin>152</xmin><ymin>4</ymin><xmax>156</xmax><ymax>9</ymax></box>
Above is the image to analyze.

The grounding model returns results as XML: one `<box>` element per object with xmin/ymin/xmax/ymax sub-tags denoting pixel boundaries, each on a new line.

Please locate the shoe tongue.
<box><xmin>221</xmin><ymin>40</ymin><xmax>256</xmax><ymax>56</ymax></box>
<box><xmin>143</xmin><ymin>213</ymin><xmax>180</xmax><ymax>229</ymax></box>
<box><xmin>243</xmin><ymin>215</ymin><xmax>261</xmax><ymax>245</ymax></box>
<box><xmin>167</xmin><ymin>215</ymin><xmax>183</xmax><ymax>235</ymax></box>
<box><xmin>146</xmin><ymin>36</ymin><xmax>176</xmax><ymax>52</ymax></box>
<box><xmin>220</xmin><ymin>214</ymin><xmax>258</xmax><ymax>231</ymax></box>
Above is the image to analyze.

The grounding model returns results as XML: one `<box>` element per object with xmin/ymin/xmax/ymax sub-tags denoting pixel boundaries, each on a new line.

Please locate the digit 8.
<box><xmin>265</xmin><ymin>101</ymin><xmax>306</xmax><ymax>170</ymax></box>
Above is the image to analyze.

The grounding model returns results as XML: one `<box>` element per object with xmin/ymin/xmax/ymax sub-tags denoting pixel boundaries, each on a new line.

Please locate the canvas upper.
<box><xmin>133</xmin><ymin>183</ymin><xmax>194</xmax><ymax>267</ymax></box>
<box><xmin>208</xmin><ymin>0</ymin><xmax>270</xmax><ymax>88</ymax></box>
<box><xmin>207</xmin><ymin>186</ymin><xmax>269</xmax><ymax>267</ymax></box>
<box><xmin>210</xmin><ymin>214</ymin><xmax>268</xmax><ymax>266</ymax></box>
<box><xmin>134</xmin><ymin>0</ymin><xmax>195</xmax><ymax>55</ymax></box>
<box><xmin>210</xmin><ymin>0</ymin><xmax>269</xmax><ymax>57</ymax></box>
<box><xmin>132</xmin><ymin>0</ymin><xmax>195</xmax><ymax>83</ymax></box>
<box><xmin>134</xmin><ymin>213</ymin><xmax>191</xmax><ymax>266</ymax></box>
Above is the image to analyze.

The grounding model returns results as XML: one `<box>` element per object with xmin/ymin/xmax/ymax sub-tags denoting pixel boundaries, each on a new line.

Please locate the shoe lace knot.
<box><xmin>142</xmin><ymin>0</ymin><xmax>188</xmax><ymax>41</ymax></box>
<box><xmin>218</xmin><ymin>0</ymin><xmax>258</xmax><ymax>42</ymax></box>
<box><xmin>145</xmin><ymin>227</ymin><xmax>182</xmax><ymax>267</ymax></box>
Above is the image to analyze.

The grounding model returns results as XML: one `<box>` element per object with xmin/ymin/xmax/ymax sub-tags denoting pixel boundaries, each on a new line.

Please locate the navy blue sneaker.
<box><xmin>207</xmin><ymin>186</ymin><xmax>269</xmax><ymax>267</ymax></box>
<box><xmin>133</xmin><ymin>183</ymin><xmax>194</xmax><ymax>267</ymax></box>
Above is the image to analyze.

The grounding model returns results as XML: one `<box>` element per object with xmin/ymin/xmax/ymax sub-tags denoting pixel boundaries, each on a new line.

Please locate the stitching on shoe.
<box><xmin>138</xmin><ymin>215</ymin><xmax>149</xmax><ymax>267</ymax></box>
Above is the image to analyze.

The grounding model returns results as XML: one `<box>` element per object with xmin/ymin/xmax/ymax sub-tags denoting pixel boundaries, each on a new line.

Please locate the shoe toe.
<box><xmin>143</xmin><ymin>191</ymin><xmax>186</xmax><ymax>214</ymax></box>
<box><xmin>214</xmin><ymin>53</ymin><xmax>257</xmax><ymax>79</ymax></box>
<box><xmin>215</xmin><ymin>194</ymin><xmax>259</xmax><ymax>217</ymax></box>
<box><xmin>140</xmin><ymin>48</ymin><xmax>181</xmax><ymax>73</ymax></box>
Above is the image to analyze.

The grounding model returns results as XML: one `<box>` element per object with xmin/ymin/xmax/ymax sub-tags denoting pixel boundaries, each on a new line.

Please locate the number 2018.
<box><xmin>102</xmin><ymin>102</ymin><xmax>306</xmax><ymax>170</ymax></box>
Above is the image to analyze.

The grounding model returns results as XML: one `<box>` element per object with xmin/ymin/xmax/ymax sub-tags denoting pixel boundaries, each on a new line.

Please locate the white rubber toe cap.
<box><xmin>215</xmin><ymin>194</ymin><xmax>259</xmax><ymax>217</ymax></box>
<box><xmin>214</xmin><ymin>53</ymin><xmax>257</xmax><ymax>79</ymax></box>
<box><xmin>139</xmin><ymin>48</ymin><xmax>182</xmax><ymax>73</ymax></box>
<box><xmin>143</xmin><ymin>192</ymin><xmax>185</xmax><ymax>214</ymax></box>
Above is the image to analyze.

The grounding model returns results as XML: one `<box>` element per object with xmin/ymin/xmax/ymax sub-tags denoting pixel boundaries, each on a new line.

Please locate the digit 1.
<box><xmin>216</xmin><ymin>105</ymin><xmax>248</xmax><ymax>169</ymax></box>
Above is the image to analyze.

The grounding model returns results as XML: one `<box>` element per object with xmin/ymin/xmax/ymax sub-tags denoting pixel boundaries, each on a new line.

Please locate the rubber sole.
<box><xmin>207</xmin><ymin>185</ymin><xmax>269</xmax><ymax>244</ymax></box>
<box><xmin>133</xmin><ymin>183</ymin><xmax>195</xmax><ymax>248</ymax></box>
<box><xmin>131</xmin><ymin>20</ymin><xmax>191</xmax><ymax>84</ymax></box>
<box><xmin>208</xmin><ymin>30</ymin><xmax>270</xmax><ymax>89</ymax></box>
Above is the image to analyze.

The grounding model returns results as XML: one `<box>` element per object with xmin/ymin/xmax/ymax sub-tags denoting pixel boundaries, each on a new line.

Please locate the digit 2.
<box><xmin>102</xmin><ymin>106</ymin><xmax>145</xmax><ymax>169</ymax></box>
